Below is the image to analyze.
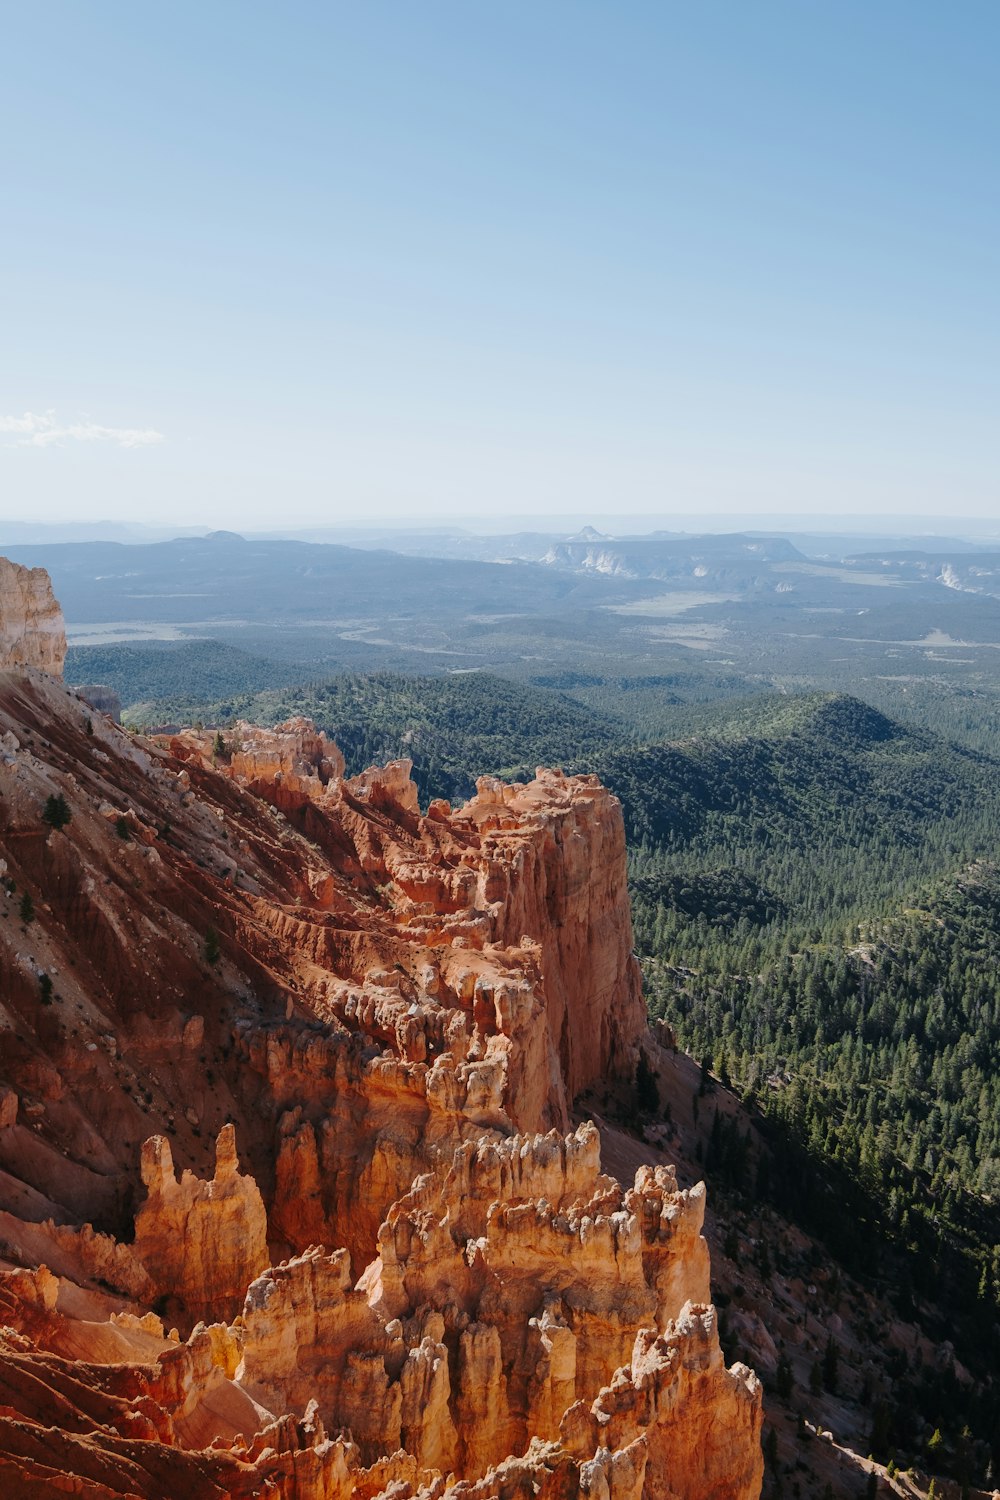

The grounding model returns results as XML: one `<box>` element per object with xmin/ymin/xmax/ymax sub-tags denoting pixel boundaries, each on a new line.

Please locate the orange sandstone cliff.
<box><xmin>0</xmin><ymin>566</ymin><xmax>763</xmax><ymax>1499</ymax></box>
<box><xmin>0</xmin><ymin>558</ymin><xmax>66</xmax><ymax>677</ymax></box>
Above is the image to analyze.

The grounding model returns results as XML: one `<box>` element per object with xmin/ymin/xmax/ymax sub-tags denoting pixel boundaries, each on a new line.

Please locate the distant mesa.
<box><xmin>164</xmin><ymin>528</ymin><xmax>247</xmax><ymax>545</ymax></box>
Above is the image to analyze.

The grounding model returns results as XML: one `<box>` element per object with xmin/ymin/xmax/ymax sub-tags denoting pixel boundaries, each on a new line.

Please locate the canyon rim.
<box><xmin>0</xmin><ymin>559</ymin><xmax>763</xmax><ymax>1500</ymax></box>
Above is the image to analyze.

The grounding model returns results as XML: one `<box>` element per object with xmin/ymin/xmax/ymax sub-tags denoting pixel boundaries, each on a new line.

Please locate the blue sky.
<box><xmin>1</xmin><ymin>1</ymin><xmax>998</xmax><ymax>528</ymax></box>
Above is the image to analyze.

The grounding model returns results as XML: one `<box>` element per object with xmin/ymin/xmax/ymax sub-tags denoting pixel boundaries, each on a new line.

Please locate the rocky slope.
<box><xmin>0</xmin><ymin>568</ymin><xmax>763</xmax><ymax>1499</ymax></box>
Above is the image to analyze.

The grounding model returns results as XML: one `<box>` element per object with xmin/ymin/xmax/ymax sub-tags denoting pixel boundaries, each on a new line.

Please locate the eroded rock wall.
<box><xmin>0</xmin><ymin>557</ymin><xmax>66</xmax><ymax>676</ymax></box>
<box><xmin>0</xmin><ymin>1122</ymin><xmax>762</xmax><ymax>1500</ymax></box>
<box><xmin>133</xmin><ymin>1125</ymin><xmax>268</xmax><ymax>1325</ymax></box>
<box><xmin>0</xmin><ymin>565</ymin><xmax>762</xmax><ymax>1499</ymax></box>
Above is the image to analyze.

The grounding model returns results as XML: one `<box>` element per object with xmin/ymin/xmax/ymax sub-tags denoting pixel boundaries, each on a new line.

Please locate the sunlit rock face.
<box><xmin>0</xmin><ymin>566</ymin><xmax>762</xmax><ymax>1499</ymax></box>
<box><xmin>0</xmin><ymin>557</ymin><xmax>66</xmax><ymax>675</ymax></box>
<box><xmin>133</xmin><ymin>1124</ymin><xmax>269</xmax><ymax>1325</ymax></box>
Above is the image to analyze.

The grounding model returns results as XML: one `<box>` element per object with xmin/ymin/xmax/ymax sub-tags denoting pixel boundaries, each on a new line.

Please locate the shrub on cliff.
<box><xmin>42</xmin><ymin>793</ymin><xmax>71</xmax><ymax>830</ymax></box>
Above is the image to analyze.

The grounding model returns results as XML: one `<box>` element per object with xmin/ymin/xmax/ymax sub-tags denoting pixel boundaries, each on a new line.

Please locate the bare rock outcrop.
<box><xmin>0</xmin><ymin>1121</ymin><xmax>761</xmax><ymax>1499</ymax></box>
<box><xmin>173</xmin><ymin>714</ymin><xmax>346</xmax><ymax>804</ymax></box>
<box><xmin>562</xmin><ymin>1306</ymin><xmax>764</xmax><ymax>1500</ymax></box>
<box><xmin>133</xmin><ymin>1125</ymin><xmax>268</xmax><ymax>1325</ymax></box>
<box><xmin>0</xmin><ymin>557</ymin><xmax>66</xmax><ymax>675</ymax></box>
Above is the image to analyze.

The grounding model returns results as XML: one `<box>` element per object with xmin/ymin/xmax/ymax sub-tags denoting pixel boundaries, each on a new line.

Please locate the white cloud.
<box><xmin>0</xmin><ymin>410</ymin><xmax>165</xmax><ymax>449</ymax></box>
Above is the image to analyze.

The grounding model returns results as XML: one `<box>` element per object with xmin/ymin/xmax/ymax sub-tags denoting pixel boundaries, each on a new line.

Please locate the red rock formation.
<box><xmin>0</xmin><ymin>562</ymin><xmax>762</xmax><ymax>1498</ymax></box>
<box><xmin>133</xmin><ymin>1124</ymin><xmax>268</xmax><ymax>1326</ymax></box>
<box><xmin>562</xmin><ymin>1307</ymin><xmax>764</xmax><ymax>1500</ymax></box>
<box><xmin>226</xmin><ymin>715</ymin><xmax>345</xmax><ymax>795</ymax></box>
<box><xmin>0</xmin><ymin>558</ymin><xmax>66</xmax><ymax>676</ymax></box>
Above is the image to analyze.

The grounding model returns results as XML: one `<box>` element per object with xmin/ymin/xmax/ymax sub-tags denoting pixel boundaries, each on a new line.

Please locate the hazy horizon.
<box><xmin>4</xmin><ymin>511</ymin><xmax>1000</xmax><ymax>549</ymax></box>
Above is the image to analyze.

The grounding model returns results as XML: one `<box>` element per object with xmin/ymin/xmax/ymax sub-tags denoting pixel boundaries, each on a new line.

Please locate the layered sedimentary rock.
<box><xmin>0</xmin><ymin>561</ymin><xmax>762</xmax><ymax>1499</ymax></box>
<box><xmin>0</xmin><ymin>557</ymin><xmax>66</xmax><ymax>675</ymax></box>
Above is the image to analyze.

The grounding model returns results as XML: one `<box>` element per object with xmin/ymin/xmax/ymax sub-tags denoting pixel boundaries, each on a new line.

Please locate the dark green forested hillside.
<box><xmin>643</xmin><ymin>858</ymin><xmax>1000</xmax><ymax>1220</ymax></box>
<box><xmin>599</xmin><ymin>693</ymin><xmax>999</xmax><ymax>932</ymax></box>
<box><xmin>602</xmin><ymin>699</ymin><xmax>1000</xmax><ymax>1378</ymax></box>
<box><xmin>65</xmin><ymin>640</ymin><xmax>313</xmax><ymax>707</ymax></box>
<box><xmin>605</xmin><ymin>703</ymin><xmax>1000</xmax><ymax>1473</ymax></box>
<box><xmin>638</xmin><ymin>863</ymin><xmax>1000</xmax><ymax>1452</ymax></box>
